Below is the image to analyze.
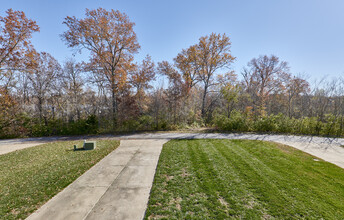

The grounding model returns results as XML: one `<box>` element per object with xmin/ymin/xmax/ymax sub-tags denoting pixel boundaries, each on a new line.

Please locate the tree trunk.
<box><xmin>227</xmin><ymin>103</ymin><xmax>230</xmax><ymax>118</ymax></box>
<box><xmin>201</xmin><ymin>85</ymin><xmax>208</xmax><ymax>119</ymax></box>
<box><xmin>38</xmin><ymin>97</ymin><xmax>43</xmax><ymax>123</ymax></box>
<box><xmin>111</xmin><ymin>87</ymin><xmax>117</xmax><ymax>130</ymax></box>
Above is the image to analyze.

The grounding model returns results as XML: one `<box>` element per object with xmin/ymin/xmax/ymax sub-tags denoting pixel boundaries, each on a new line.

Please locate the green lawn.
<box><xmin>145</xmin><ymin>139</ymin><xmax>344</xmax><ymax>219</ymax></box>
<box><xmin>0</xmin><ymin>139</ymin><xmax>119</xmax><ymax>219</ymax></box>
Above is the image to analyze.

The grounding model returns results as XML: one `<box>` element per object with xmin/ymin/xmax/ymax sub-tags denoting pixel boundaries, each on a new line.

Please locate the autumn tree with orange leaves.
<box><xmin>0</xmin><ymin>9</ymin><xmax>39</xmax><ymax>137</ymax></box>
<box><xmin>174</xmin><ymin>33</ymin><xmax>235</xmax><ymax>119</ymax></box>
<box><xmin>0</xmin><ymin>9</ymin><xmax>39</xmax><ymax>102</ymax></box>
<box><xmin>0</xmin><ymin>9</ymin><xmax>39</xmax><ymax>73</ymax></box>
<box><xmin>61</xmin><ymin>8</ymin><xmax>140</xmax><ymax>128</ymax></box>
<box><xmin>174</xmin><ymin>45</ymin><xmax>200</xmax><ymax>91</ymax></box>
<box><xmin>130</xmin><ymin>55</ymin><xmax>155</xmax><ymax>113</ymax></box>
<box><xmin>158</xmin><ymin>61</ymin><xmax>185</xmax><ymax>124</ymax></box>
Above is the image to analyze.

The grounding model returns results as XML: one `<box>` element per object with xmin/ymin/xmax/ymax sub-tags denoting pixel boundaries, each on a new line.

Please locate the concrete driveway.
<box><xmin>27</xmin><ymin>139</ymin><xmax>169</xmax><ymax>220</ymax></box>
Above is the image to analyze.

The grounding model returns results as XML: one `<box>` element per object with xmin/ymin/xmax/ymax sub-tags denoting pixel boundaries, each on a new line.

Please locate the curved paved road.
<box><xmin>1</xmin><ymin>132</ymin><xmax>344</xmax><ymax>168</ymax></box>
<box><xmin>118</xmin><ymin>133</ymin><xmax>344</xmax><ymax>169</ymax></box>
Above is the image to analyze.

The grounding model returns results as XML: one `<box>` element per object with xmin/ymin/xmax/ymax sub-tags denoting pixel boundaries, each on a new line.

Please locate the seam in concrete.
<box><xmin>83</xmin><ymin>140</ymin><xmax>168</xmax><ymax>220</ymax></box>
<box><xmin>81</xmin><ymin>145</ymin><xmax>140</xmax><ymax>220</ymax></box>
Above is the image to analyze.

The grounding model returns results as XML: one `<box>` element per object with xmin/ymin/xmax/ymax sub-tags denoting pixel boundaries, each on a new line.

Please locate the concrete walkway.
<box><xmin>27</xmin><ymin>139</ymin><xmax>168</xmax><ymax>220</ymax></box>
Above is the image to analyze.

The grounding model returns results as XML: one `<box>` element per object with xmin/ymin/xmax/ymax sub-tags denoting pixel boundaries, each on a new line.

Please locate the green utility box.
<box><xmin>83</xmin><ymin>141</ymin><xmax>96</xmax><ymax>150</ymax></box>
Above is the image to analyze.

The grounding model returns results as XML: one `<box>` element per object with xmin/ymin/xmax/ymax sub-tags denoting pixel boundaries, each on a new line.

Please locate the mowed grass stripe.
<box><xmin>191</xmin><ymin>140</ymin><xmax>266</xmax><ymax>218</ymax></box>
<box><xmin>145</xmin><ymin>139</ymin><xmax>344</xmax><ymax>219</ymax></box>
<box><xmin>187</xmin><ymin>140</ymin><xmax>237</xmax><ymax>218</ymax></box>
<box><xmin>0</xmin><ymin>139</ymin><xmax>119</xmax><ymax>219</ymax></box>
<box><xmin>222</xmin><ymin>141</ymin><xmax>305</xmax><ymax>216</ymax></box>
<box><xmin>202</xmin><ymin>140</ymin><xmax>275</xmax><ymax>216</ymax></box>
<box><xmin>218</xmin><ymin>140</ymin><xmax>344</xmax><ymax>218</ymax></box>
<box><xmin>201</xmin><ymin>140</ymin><xmax>277</xmax><ymax>217</ymax></box>
<box><xmin>217</xmin><ymin>140</ymin><xmax>316</xmax><ymax>218</ymax></box>
<box><xmin>237</xmin><ymin>140</ymin><xmax>343</xmax><ymax>214</ymax></box>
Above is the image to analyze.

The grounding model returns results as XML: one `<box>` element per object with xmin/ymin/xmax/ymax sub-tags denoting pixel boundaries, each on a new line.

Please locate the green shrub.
<box><xmin>320</xmin><ymin>114</ymin><xmax>344</xmax><ymax>136</ymax></box>
<box><xmin>84</xmin><ymin>115</ymin><xmax>98</xmax><ymax>134</ymax></box>
<box><xmin>253</xmin><ymin>115</ymin><xmax>277</xmax><ymax>132</ymax></box>
<box><xmin>297</xmin><ymin>117</ymin><xmax>319</xmax><ymax>135</ymax></box>
<box><xmin>273</xmin><ymin>113</ymin><xmax>296</xmax><ymax>134</ymax></box>
<box><xmin>213</xmin><ymin>110</ymin><xmax>249</xmax><ymax>132</ymax></box>
<box><xmin>137</xmin><ymin>115</ymin><xmax>154</xmax><ymax>130</ymax></box>
<box><xmin>30</xmin><ymin>123</ymin><xmax>50</xmax><ymax>137</ymax></box>
<box><xmin>213</xmin><ymin>110</ymin><xmax>344</xmax><ymax>137</ymax></box>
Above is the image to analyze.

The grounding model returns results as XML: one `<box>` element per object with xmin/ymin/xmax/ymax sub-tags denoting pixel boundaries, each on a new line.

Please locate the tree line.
<box><xmin>1</xmin><ymin>8</ymin><xmax>344</xmax><ymax>138</ymax></box>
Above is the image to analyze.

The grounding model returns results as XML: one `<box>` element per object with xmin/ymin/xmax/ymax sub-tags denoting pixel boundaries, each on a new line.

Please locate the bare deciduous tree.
<box><xmin>242</xmin><ymin>55</ymin><xmax>289</xmax><ymax>116</ymax></box>
<box><xmin>27</xmin><ymin>52</ymin><xmax>62</xmax><ymax>124</ymax></box>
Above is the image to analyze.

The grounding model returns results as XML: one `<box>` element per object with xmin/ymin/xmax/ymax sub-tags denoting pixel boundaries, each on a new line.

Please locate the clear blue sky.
<box><xmin>1</xmin><ymin>0</ymin><xmax>344</xmax><ymax>80</ymax></box>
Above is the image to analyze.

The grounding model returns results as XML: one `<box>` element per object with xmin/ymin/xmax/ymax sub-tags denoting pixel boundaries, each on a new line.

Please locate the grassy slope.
<box><xmin>145</xmin><ymin>139</ymin><xmax>344</xmax><ymax>219</ymax></box>
<box><xmin>0</xmin><ymin>139</ymin><xmax>119</xmax><ymax>219</ymax></box>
